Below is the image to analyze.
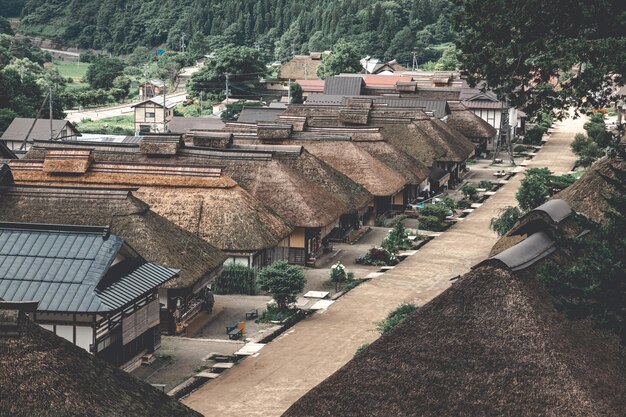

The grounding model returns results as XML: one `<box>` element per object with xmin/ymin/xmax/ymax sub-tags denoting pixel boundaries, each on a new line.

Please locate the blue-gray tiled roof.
<box><xmin>0</xmin><ymin>223</ymin><xmax>177</xmax><ymax>312</ymax></box>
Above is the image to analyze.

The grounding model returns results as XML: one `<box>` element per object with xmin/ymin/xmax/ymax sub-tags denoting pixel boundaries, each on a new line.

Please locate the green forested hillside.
<box><xmin>19</xmin><ymin>0</ymin><xmax>455</xmax><ymax>63</ymax></box>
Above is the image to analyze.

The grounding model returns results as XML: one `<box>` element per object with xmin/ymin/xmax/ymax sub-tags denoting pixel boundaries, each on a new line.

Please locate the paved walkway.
<box><xmin>182</xmin><ymin>116</ymin><xmax>582</xmax><ymax>416</ymax></box>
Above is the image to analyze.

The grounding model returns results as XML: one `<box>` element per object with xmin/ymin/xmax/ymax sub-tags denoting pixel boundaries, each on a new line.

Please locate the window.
<box><xmin>145</xmin><ymin>111</ymin><xmax>156</xmax><ymax>118</ymax></box>
<box><xmin>140</xmin><ymin>124</ymin><xmax>151</xmax><ymax>133</ymax></box>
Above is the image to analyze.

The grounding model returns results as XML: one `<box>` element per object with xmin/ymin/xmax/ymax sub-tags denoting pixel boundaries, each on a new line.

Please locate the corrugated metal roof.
<box><xmin>0</xmin><ymin>223</ymin><xmax>177</xmax><ymax>312</ymax></box>
<box><xmin>477</xmin><ymin>232</ymin><xmax>556</xmax><ymax>271</ymax></box>
<box><xmin>371</xmin><ymin>98</ymin><xmax>450</xmax><ymax>118</ymax></box>
<box><xmin>324</xmin><ymin>76</ymin><xmax>363</xmax><ymax>96</ymax></box>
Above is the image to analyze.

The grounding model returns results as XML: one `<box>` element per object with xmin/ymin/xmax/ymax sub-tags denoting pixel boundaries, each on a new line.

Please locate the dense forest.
<box><xmin>18</xmin><ymin>0</ymin><xmax>455</xmax><ymax>64</ymax></box>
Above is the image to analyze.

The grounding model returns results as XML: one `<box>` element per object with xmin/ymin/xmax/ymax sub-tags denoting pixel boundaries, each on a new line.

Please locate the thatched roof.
<box><xmin>133</xmin><ymin>184</ymin><xmax>292</xmax><ymax>252</ymax></box>
<box><xmin>283</xmin><ymin>139</ymin><xmax>407</xmax><ymax>197</ymax></box>
<box><xmin>0</xmin><ymin>308</ymin><xmax>201</xmax><ymax>417</ymax></box>
<box><xmin>556</xmin><ymin>157</ymin><xmax>626</xmax><ymax>223</ymax></box>
<box><xmin>278</xmin><ymin>53</ymin><xmax>325</xmax><ymax>80</ymax></box>
<box><xmin>21</xmin><ymin>141</ymin><xmax>349</xmax><ymax>229</ymax></box>
<box><xmin>7</xmin><ymin>158</ymin><xmax>291</xmax><ymax>253</ymax></box>
<box><xmin>283</xmin><ymin>265</ymin><xmax>626</xmax><ymax>417</ymax></box>
<box><xmin>355</xmin><ymin>140</ymin><xmax>429</xmax><ymax>186</ymax></box>
<box><xmin>445</xmin><ymin>102</ymin><xmax>497</xmax><ymax>140</ymax></box>
<box><xmin>0</xmin><ymin>185</ymin><xmax>226</xmax><ymax>292</ymax></box>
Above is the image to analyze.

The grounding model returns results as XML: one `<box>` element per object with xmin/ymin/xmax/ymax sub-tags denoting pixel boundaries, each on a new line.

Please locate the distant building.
<box><xmin>0</xmin><ymin>221</ymin><xmax>178</xmax><ymax>367</ymax></box>
<box><xmin>132</xmin><ymin>97</ymin><xmax>175</xmax><ymax>134</ymax></box>
<box><xmin>138</xmin><ymin>79</ymin><xmax>165</xmax><ymax>101</ymax></box>
<box><xmin>0</xmin><ymin>118</ymin><xmax>81</xmax><ymax>151</ymax></box>
<box><xmin>360</xmin><ymin>57</ymin><xmax>407</xmax><ymax>74</ymax></box>
<box><xmin>278</xmin><ymin>52</ymin><xmax>329</xmax><ymax>81</ymax></box>
<box><xmin>168</xmin><ymin>116</ymin><xmax>225</xmax><ymax>134</ymax></box>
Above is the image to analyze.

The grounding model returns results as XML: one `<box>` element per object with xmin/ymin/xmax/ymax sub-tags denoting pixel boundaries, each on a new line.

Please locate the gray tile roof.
<box><xmin>0</xmin><ymin>118</ymin><xmax>81</xmax><ymax>142</ymax></box>
<box><xmin>324</xmin><ymin>76</ymin><xmax>363</xmax><ymax>96</ymax></box>
<box><xmin>0</xmin><ymin>223</ymin><xmax>177</xmax><ymax>312</ymax></box>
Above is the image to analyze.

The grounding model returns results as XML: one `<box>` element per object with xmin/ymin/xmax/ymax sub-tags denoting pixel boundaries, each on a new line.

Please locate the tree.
<box><xmin>516</xmin><ymin>170</ymin><xmax>550</xmax><ymax>211</ymax></box>
<box><xmin>257</xmin><ymin>260</ymin><xmax>306</xmax><ymax>310</ymax></box>
<box><xmin>154</xmin><ymin>51</ymin><xmax>194</xmax><ymax>90</ymax></box>
<box><xmin>0</xmin><ymin>17</ymin><xmax>14</xmax><ymax>35</ymax></box>
<box><xmin>454</xmin><ymin>0</ymin><xmax>626</xmax><ymax>116</ymax></box>
<box><xmin>290</xmin><ymin>82</ymin><xmax>303</xmax><ymax>104</ymax></box>
<box><xmin>571</xmin><ymin>133</ymin><xmax>604</xmax><ymax>167</ymax></box>
<box><xmin>85</xmin><ymin>56</ymin><xmax>125</xmax><ymax>89</ymax></box>
<box><xmin>461</xmin><ymin>183</ymin><xmax>478</xmax><ymax>201</ymax></box>
<box><xmin>316</xmin><ymin>40</ymin><xmax>362</xmax><ymax>80</ymax></box>
<box><xmin>112</xmin><ymin>75</ymin><xmax>131</xmax><ymax>98</ymax></box>
<box><xmin>433</xmin><ymin>44</ymin><xmax>459</xmax><ymax>71</ymax></box>
<box><xmin>490</xmin><ymin>206</ymin><xmax>523</xmax><ymax>236</ymax></box>
<box><xmin>382</xmin><ymin>221</ymin><xmax>411</xmax><ymax>255</ymax></box>
<box><xmin>0</xmin><ymin>108</ymin><xmax>17</xmax><ymax>134</ymax></box>
<box><xmin>187</xmin><ymin>45</ymin><xmax>266</xmax><ymax>100</ymax></box>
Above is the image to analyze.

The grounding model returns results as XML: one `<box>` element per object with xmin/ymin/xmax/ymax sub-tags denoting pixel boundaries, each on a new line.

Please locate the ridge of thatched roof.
<box><xmin>354</xmin><ymin>140</ymin><xmax>429</xmax><ymax>185</ymax></box>
<box><xmin>445</xmin><ymin>102</ymin><xmax>497</xmax><ymax>140</ymax></box>
<box><xmin>555</xmin><ymin>157</ymin><xmax>626</xmax><ymax>223</ymax></box>
<box><xmin>0</xmin><ymin>310</ymin><xmax>201</xmax><ymax>417</ymax></box>
<box><xmin>283</xmin><ymin>265</ymin><xmax>626</xmax><ymax>417</ymax></box>
<box><xmin>283</xmin><ymin>139</ymin><xmax>407</xmax><ymax>197</ymax></box>
<box><xmin>0</xmin><ymin>185</ymin><xmax>226</xmax><ymax>291</ymax></box>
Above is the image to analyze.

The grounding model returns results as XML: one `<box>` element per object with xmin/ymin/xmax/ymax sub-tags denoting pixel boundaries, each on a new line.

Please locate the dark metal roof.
<box><xmin>324</xmin><ymin>76</ymin><xmax>363</xmax><ymax>96</ymax></box>
<box><xmin>0</xmin><ymin>118</ymin><xmax>81</xmax><ymax>142</ymax></box>
<box><xmin>0</xmin><ymin>140</ymin><xmax>16</xmax><ymax>160</ymax></box>
<box><xmin>529</xmin><ymin>199</ymin><xmax>573</xmax><ymax>223</ymax></box>
<box><xmin>237</xmin><ymin>108</ymin><xmax>284</xmax><ymax>123</ymax></box>
<box><xmin>371</xmin><ymin>98</ymin><xmax>450</xmax><ymax>118</ymax></box>
<box><xmin>0</xmin><ymin>223</ymin><xmax>177</xmax><ymax>313</ymax></box>
<box><xmin>476</xmin><ymin>232</ymin><xmax>556</xmax><ymax>271</ymax></box>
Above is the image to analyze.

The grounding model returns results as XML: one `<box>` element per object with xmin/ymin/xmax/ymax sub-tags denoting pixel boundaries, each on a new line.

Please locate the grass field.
<box><xmin>51</xmin><ymin>61</ymin><xmax>89</xmax><ymax>89</ymax></box>
<box><xmin>75</xmin><ymin>115</ymin><xmax>134</xmax><ymax>135</ymax></box>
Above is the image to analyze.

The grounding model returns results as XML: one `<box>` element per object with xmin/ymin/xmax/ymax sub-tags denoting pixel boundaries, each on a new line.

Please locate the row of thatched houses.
<box><xmin>283</xmin><ymin>158</ymin><xmax>626</xmax><ymax>417</ymax></box>
<box><xmin>0</xmin><ymin>95</ymin><xmax>486</xmax><ymax>369</ymax></box>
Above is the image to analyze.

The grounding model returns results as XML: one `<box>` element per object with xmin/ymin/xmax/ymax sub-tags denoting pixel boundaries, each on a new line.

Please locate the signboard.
<box><xmin>156</xmin><ymin>49</ymin><xmax>165</xmax><ymax>56</ymax></box>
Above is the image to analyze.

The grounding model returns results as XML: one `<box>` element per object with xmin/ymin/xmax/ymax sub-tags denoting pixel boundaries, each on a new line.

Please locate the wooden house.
<box><xmin>132</xmin><ymin>97</ymin><xmax>175</xmax><ymax>134</ymax></box>
<box><xmin>0</xmin><ymin>176</ymin><xmax>227</xmax><ymax>335</ymax></box>
<box><xmin>0</xmin><ymin>302</ymin><xmax>201</xmax><ymax>417</ymax></box>
<box><xmin>277</xmin><ymin>52</ymin><xmax>328</xmax><ymax>81</ymax></box>
<box><xmin>0</xmin><ymin>118</ymin><xmax>81</xmax><ymax>152</ymax></box>
<box><xmin>0</xmin><ymin>222</ymin><xmax>178</xmax><ymax>367</ymax></box>
<box><xmin>138</xmin><ymin>79</ymin><xmax>165</xmax><ymax>101</ymax></box>
<box><xmin>445</xmin><ymin>102</ymin><xmax>498</xmax><ymax>154</ymax></box>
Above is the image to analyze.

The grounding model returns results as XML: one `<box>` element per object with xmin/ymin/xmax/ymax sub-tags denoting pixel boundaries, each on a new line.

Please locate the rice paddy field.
<box><xmin>51</xmin><ymin>61</ymin><xmax>89</xmax><ymax>89</ymax></box>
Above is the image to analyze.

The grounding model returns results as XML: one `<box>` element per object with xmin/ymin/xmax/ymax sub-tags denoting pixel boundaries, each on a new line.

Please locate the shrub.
<box><xmin>478</xmin><ymin>180</ymin><xmax>493</xmax><ymax>190</ymax></box>
<box><xmin>523</xmin><ymin>126</ymin><xmax>546</xmax><ymax>145</ymax></box>
<box><xmin>442</xmin><ymin>197</ymin><xmax>457</xmax><ymax>210</ymax></box>
<box><xmin>376</xmin><ymin>303</ymin><xmax>418</xmax><ymax>333</ymax></box>
<box><xmin>381</xmin><ymin>221</ymin><xmax>412</xmax><ymax>254</ymax></box>
<box><xmin>356</xmin><ymin>247</ymin><xmax>397</xmax><ymax>266</ymax></box>
<box><xmin>419</xmin><ymin>203</ymin><xmax>449</xmax><ymax>221</ymax></box>
<box><xmin>418</xmin><ymin>215</ymin><xmax>446</xmax><ymax>231</ymax></box>
<box><xmin>461</xmin><ymin>183</ymin><xmax>478</xmax><ymax>201</ymax></box>
<box><xmin>354</xmin><ymin>343</ymin><xmax>370</xmax><ymax>356</ymax></box>
<box><xmin>514</xmin><ymin>144</ymin><xmax>528</xmax><ymax>153</ymax></box>
<box><xmin>259</xmin><ymin>305</ymin><xmax>297</xmax><ymax>323</ymax></box>
<box><xmin>330</xmin><ymin>261</ymin><xmax>347</xmax><ymax>291</ymax></box>
<box><xmin>213</xmin><ymin>264</ymin><xmax>257</xmax><ymax>295</ymax></box>
<box><xmin>257</xmin><ymin>260</ymin><xmax>306</xmax><ymax>310</ymax></box>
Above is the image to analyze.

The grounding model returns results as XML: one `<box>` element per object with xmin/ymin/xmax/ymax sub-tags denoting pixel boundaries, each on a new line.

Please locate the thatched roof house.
<box><xmin>0</xmin><ymin>303</ymin><xmax>201</xmax><ymax>417</ymax></box>
<box><xmin>7</xmin><ymin>151</ymin><xmax>292</xmax><ymax>258</ymax></box>
<box><xmin>556</xmin><ymin>157</ymin><xmax>626</xmax><ymax>223</ymax></box>
<box><xmin>283</xmin><ymin>263</ymin><xmax>626</xmax><ymax>417</ymax></box>
<box><xmin>278</xmin><ymin>53</ymin><xmax>327</xmax><ymax>81</ymax></box>
<box><xmin>445</xmin><ymin>101</ymin><xmax>497</xmax><ymax>151</ymax></box>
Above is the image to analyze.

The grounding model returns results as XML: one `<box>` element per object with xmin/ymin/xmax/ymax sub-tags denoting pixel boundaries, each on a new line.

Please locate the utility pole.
<box><xmin>288</xmin><ymin>79</ymin><xmax>292</xmax><ymax>104</ymax></box>
<box><xmin>180</xmin><ymin>34</ymin><xmax>186</xmax><ymax>53</ymax></box>
<box><xmin>225</xmin><ymin>73</ymin><xmax>230</xmax><ymax>103</ymax></box>
<box><xmin>412</xmin><ymin>49</ymin><xmax>418</xmax><ymax>71</ymax></box>
<box><xmin>163</xmin><ymin>82</ymin><xmax>167</xmax><ymax>133</ymax></box>
<box><xmin>303</xmin><ymin>62</ymin><xmax>309</xmax><ymax>80</ymax></box>
<box><xmin>143</xmin><ymin>63</ymin><xmax>149</xmax><ymax>100</ymax></box>
<box><xmin>49</xmin><ymin>85</ymin><xmax>53</xmax><ymax>140</ymax></box>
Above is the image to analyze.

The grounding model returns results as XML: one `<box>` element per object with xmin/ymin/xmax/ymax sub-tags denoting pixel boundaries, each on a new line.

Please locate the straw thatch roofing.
<box><xmin>278</xmin><ymin>53</ymin><xmax>325</xmax><ymax>80</ymax></box>
<box><xmin>0</xmin><ymin>309</ymin><xmax>201</xmax><ymax>417</ymax></box>
<box><xmin>445</xmin><ymin>102</ymin><xmax>497</xmax><ymax>140</ymax></box>
<box><xmin>273</xmin><ymin>148</ymin><xmax>372</xmax><ymax>213</ymax></box>
<box><xmin>556</xmin><ymin>157</ymin><xmax>626</xmax><ymax>223</ymax></box>
<box><xmin>7</xmin><ymin>158</ymin><xmax>291</xmax><ymax>253</ymax></box>
<box><xmin>283</xmin><ymin>139</ymin><xmax>407</xmax><ymax>197</ymax></box>
<box><xmin>0</xmin><ymin>185</ymin><xmax>226</xmax><ymax>291</ymax></box>
<box><xmin>20</xmin><ymin>141</ymin><xmax>349</xmax><ymax>229</ymax></box>
<box><xmin>355</xmin><ymin>141</ymin><xmax>429</xmax><ymax>186</ymax></box>
<box><xmin>283</xmin><ymin>265</ymin><xmax>626</xmax><ymax>417</ymax></box>
<box><xmin>133</xmin><ymin>184</ymin><xmax>292</xmax><ymax>252</ymax></box>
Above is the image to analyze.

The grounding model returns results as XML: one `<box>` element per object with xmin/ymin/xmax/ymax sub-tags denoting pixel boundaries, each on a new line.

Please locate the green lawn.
<box><xmin>51</xmin><ymin>61</ymin><xmax>89</xmax><ymax>89</ymax></box>
<box><xmin>75</xmin><ymin>115</ymin><xmax>134</xmax><ymax>135</ymax></box>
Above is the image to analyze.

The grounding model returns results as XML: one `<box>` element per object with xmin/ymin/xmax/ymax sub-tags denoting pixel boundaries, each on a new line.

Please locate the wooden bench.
<box><xmin>225</xmin><ymin>321</ymin><xmax>239</xmax><ymax>334</ymax></box>
<box><xmin>245</xmin><ymin>309</ymin><xmax>258</xmax><ymax>320</ymax></box>
<box><xmin>228</xmin><ymin>327</ymin><xmax>242</xmax><ymax>340</ymax></box>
